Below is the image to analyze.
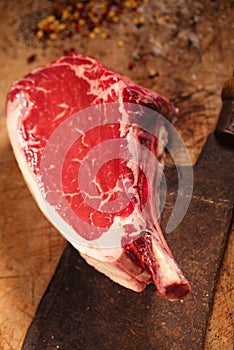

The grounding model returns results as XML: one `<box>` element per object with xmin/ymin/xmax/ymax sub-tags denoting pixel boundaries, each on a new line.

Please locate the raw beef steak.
<box><xmin>6</xmin><ymin>54</ymin><xmax>191</xmax><ymax>300</ymax></box>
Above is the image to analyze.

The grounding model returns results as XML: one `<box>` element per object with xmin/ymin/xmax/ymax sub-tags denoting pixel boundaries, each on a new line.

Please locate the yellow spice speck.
<box><xmin>108</xmin><ymin>11</ymin><xmax>115</xmax><ymax>18</ymax></box>
<box><xmin>62</xmin><ymin>10</ymin><xmax>70</xmax><ymax>20</ymax></box>
<box><xmin>36</xmin><ymin>30</ymin><xmax>44</xmax><ymax>39</ymax></box>
<box><xmin>50</xmin><ymin>33</ymin><xmax>57</xmax><ymax>40</ymax></box>
<box><xmin>89</xmin><ymin>32</ymin><xmax>96</xmax><ymax>39</ymax></box>
<box><xmin>58</xmin><ymin>23</ymin><xmax>66</xmax><ymax>31</ymax></box>
<box><xmin>156</xmin><ymin>16</ymin><xmax>164</xmax><ymax>25</ymax></box>
<box><xmin>93</xmin><ymin>27</ymin><xmax>100</xmax><ymax>34</ymax></box>
<box><xmin>47</xmin><ymin>15</ymin><xmax>56</xmax><ymax>23</ymax></box>
<box><xmin>117</xmin><ymin>40</ymin><xmax>124</xmax><ymax>47</ymax></box>
<box><xmin>76</xmin><ymin>2</ymin><xmax>84</xmax><ymax>9</ymax></box>
<box><xmin>112</xmin><ymin>16</ymin><xmax>119</xmax><ymax>23</ymax></box>
<box><xmin>100</xmin><ymin>32</ymin><xmax>108</xmax><ymax>40</ymax></box>
<box><xmin>73</xmin><ymin>11</ymin><xmax>80</xmax><ymax>19</ymax></box>
<box><xmin>37</xmin><ymin>19</ymin><xmax>47</xmax><ymax>29</ymax></box>
<box><xmin>91</xmin><ymin>17</ymin><xmax>98</xmax><ymax>24</ymax></box>
<box><xmin>78</xmin><ymin>19</ymin><xmax>85</xmax><ymax>26</ymax></box>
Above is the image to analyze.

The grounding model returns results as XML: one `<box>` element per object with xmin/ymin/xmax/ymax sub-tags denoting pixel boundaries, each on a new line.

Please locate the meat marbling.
<box><xmin>6</xmin><ymin>54</ymin><xmax>191</xmax><ymax>300</ymax></box>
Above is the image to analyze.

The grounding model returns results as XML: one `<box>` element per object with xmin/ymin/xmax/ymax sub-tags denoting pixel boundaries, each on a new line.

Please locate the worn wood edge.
<box><xmin>204</xmin><ymin>221</ymin><xmax>234</xmax><ymax>349</ymax></box>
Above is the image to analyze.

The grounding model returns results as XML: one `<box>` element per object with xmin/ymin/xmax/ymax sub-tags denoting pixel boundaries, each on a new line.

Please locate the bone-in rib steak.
<box><xmin>6</xmin><ymin>54</ymin><xmax>191</xmax><ymax>300</ymax></box>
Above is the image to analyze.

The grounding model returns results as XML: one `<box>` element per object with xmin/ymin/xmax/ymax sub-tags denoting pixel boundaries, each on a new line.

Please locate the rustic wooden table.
<box><xmin>0</xmin><ymin>1</ymin><xmax>233</xmax><ymax>349</ymax></box>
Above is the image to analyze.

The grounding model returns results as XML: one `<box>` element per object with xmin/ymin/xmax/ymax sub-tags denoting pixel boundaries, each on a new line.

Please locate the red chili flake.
<box><xmin>141</xmin><ymin>56</ymin><xmax>147</xmax><ymax>65</ymax></box>
<box><xmin>128</xmin><ymin>62</ymin><xmax>135</xmax><ymax>70</ymax></box>
<box><xmin>63</xmin><ymin>47</ymin><xmax>76</xmax><ymax>55</ymax></box>
<box><xmin>82</xmin><ymin>33</ymin><xmax>89</xmax><ymax>38</ymax></box>
<box><xmin>27</xmin><ymin>54</ymin><xmax>37</xmax><ymax>64</ymax></box>
<box><xmin>53</xmin><ymin>2</ymin><xmax>61</xmax><ymax>14</ymax></box>
<box><xmin>61</xmin><ymin>30</ymin><xmax>73</xmax><ymax>39</ymax></box>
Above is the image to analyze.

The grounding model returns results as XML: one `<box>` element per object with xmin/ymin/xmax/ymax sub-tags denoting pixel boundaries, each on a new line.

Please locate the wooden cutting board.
<box><xmin>20</xmin><ymin>130</ymin><xmax>234</xmax><ymax>350</ymax></box>
<box><xmin>0</xmin><ymin>1</ymin><xmax>233</xmax><ymax>349</ymax></box>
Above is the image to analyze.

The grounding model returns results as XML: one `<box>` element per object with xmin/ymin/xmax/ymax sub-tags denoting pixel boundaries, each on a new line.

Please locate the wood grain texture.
<box><xmin>0</xmin><ymin>0</ymin><xmax>233</xmax><ymax>349</ymax></box>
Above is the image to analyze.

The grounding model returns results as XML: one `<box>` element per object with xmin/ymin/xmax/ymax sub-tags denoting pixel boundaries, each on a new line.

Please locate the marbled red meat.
<box><xmin>6</xmin><ymin>54</ymin><xmax>191</xmax><ymax>300</ymax></box>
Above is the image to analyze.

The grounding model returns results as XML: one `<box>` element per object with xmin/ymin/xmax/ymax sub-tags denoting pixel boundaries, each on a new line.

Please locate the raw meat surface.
<box><xmin>6</xmin><ymin>54</ymin><xmax>191</xmax><ymax>300</ymax></box>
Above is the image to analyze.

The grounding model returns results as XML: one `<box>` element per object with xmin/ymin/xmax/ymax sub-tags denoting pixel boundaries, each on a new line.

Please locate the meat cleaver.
<box><xmin>22</xmin><ymin>76</ymin><xmax>234</xmax><ymax>350</ymax></box>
